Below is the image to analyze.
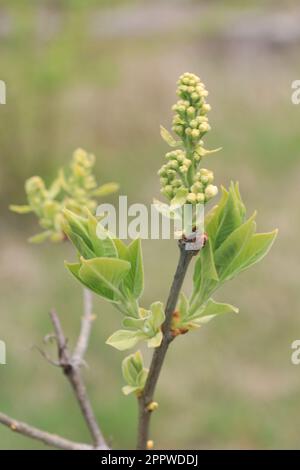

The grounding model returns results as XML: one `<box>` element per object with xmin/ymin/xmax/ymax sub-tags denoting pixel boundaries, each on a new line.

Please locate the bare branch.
<box><xmin>0</xmin><ymin>412</ymin><xmax>93</xmax><ymax>450</ymax></box>
<box><xmin>49</xmin><ymin>309</ymin><xmax>108</xmax><ymax>449</ymax></box>
<box><xmin>73</xmin><ymin>288</ymin><xmax>94</xmax><ymax>367</ymax></box>
<box><xmin>136</xmin><ymin>241</ymin><xmax>198</xmax><ymax>449</ymax></box>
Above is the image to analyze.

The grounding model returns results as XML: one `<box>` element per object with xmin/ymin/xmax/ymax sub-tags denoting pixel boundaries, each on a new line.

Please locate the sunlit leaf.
<box><xmin>160</xmin><ymin>125</ymin><xmax>180</xmax><ymax>147</ymax></box>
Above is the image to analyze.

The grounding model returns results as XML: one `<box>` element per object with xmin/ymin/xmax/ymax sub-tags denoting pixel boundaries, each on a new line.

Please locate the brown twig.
<box><xmin>0</xmin><ymin>412</ymin><xmax>93</xmax><ymax>450</ymax></box>
<box><xmin>49</xmin><ymin>302</ymin><xmax>107</xmax><ymax>449</ymax></box>
<box><xmin>73</xmin><ymin>288</ymin><xmax>94</xmax><ymax>367</ymax></box>
<box><xmin>136</xmin><ymin>241</ymin><xmax>197</xmax><ymax>449</ymax></box>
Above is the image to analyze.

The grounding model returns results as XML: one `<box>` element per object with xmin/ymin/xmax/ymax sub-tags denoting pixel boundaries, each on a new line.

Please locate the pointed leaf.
<box><xmin>189</xmin><ymin>298</ymin><xmax>239</xmax><ymax>324</ymax></box>
<box><xmin>122</xmin><ymin>385</ymin><xmax>139</xmax><ymax>396</ymax></box>
<box><xmin>214</xmin><ymin>187</ymin><xmax>243</xmax><ymax>250</ymax></box>
<box><xmin>170</xmin><ymin>187</ymin><xmax>188</xmax><ymax>208</ymax></box>
<box><xmin>214</xmin><ymin>213</ymin><xmax>256</xmax><ymax>281</ymax></box>
<box><xmin>106</xmin><ymin>329</ymin><xmax>143</xmax><ymax>351</ymax></box>
<box><xmin>10</xmin><ymin>204</ymin><xmax>33</xmax><ymax>214</ymax></box>
<box><xmin>123</xmin><ymin>316</ymin><xmax>146</xmax><ymax>330</ymax></box>
<box><xmin>67</xmin><ymin>232</ymin><xmax>96</xmax><ymax>259</ymax></box>
<box><xmin>87</xmin><ymin>211</ymin><xmax>117</xmax><ymax>258</ymax></box>
<box><xmin>160</xmin><ymin>125</ymin><xmax>179</xmax><ymax>147</ymax></box>
<box><xmin>126</xmin><ymin>239</ymin><xmax>144</xmax><ymax>299</ymax></box>
<box><xmin>28</xmin><ymin>231</ymin><xmax>52</xmax><ymax>243</ymax></box>
<box><xmin>92</xmin><ymin>182</ymin><xmax>119</xmax><ymax>197</ymax></box>
<box><xmin>149</xmin><ymin>301</ymin><xmax>165</xmax><ymax>330</ymax></box>
<box><xmin>178</xmin><ymin>292</ymin><xmax>189</xmax><ymax>320</ymax></box>
<box><xmin>79</xmin><ymin>257</ymin><xmax>131</xmax><ymax>301</ymax></box>
<box><xmin>147</xmin><ymin>330</ymin><xmax>163</xmax><ymax>348</ymax></box>
<box><xmin>227</xmin><ymin>229</ymin><xmax>278</xmax><ymax>279</ymax></box>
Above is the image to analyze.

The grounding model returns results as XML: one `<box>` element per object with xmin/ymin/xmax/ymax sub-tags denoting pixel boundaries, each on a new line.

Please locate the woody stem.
<box><xmin>136</xmin><ymin>242</ymin><xmax>196</xmax><ymax>450</ymax></box>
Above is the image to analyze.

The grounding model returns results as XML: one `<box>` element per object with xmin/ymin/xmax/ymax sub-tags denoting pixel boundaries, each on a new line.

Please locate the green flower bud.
<box><xmin>177</xmin><ymin>105</ymin><xmax>186</xmax><ymax>114</ymax></box>
<box><xmin>185</xmin><ymin>127</ymin><xmax>192</xmax><ymax>136</ymax></box>
<box><xmin>174</xmin><ymin>125</ymin><xmax>184</xmax><ymax>136</ymax></box>
<box><xmin>197</xmin><ymin>193</ymin><xmax>205</xmax><ymax>203</ymax></box>
<box><xmin>199</xmin><ymin>122</ymin><xmax>211</xmax><ymax>133</ymax></box>
<box><xmin>191</xmin><ymin>182</ymin><xmax>203</xmax><ymax>193</ymax></box>
<box><xmin>179</xmin><ymin>165</ymin><xmax>188</xmax><ymax>173</ymax></box>
<box><xmin>189</xmin><ymin>119</ymin><xmax>198</xmax><ymax>129</ymax></box>
<box><xmin>205</xmin><ymin>184</ymin><xmax>218</xmax><ymax>200</ymax></box>
<box><xmin>166</xmin><ymin>169</ymin><xmax>176</xmax><ymax>179</ymax></box>
<box><xmin>187</xmin><ymin>106</ymin><xmax>195</xmax><ymax>117</ymax></box>
<box><xmin>183</xmin><ymin>158</ymin><xmax>192</xmax><ymax>168</ymax></box>
<box><xmin>191</xmin><ymin>129</ymin><xmax>200</xmax><ymax>139</ymax></box>
<box><xmin>202</xmin><ymin>103</ymin><xmax>211</xmax><ymax>113</ymax></box>
<box><xmin>172</xmin><ymin>179</ymin><xmax>182</xmax><ymax>188</ymax></box>
<box><xmin>191</xmin><ymin>92</ymin><xmax>200</xmax><ymax>102</ymax></box>
<box><xmin>168</xmin><ymin>160</ymin><xmax>179</xmax><ymax>170</ymax></box>
<box><xmin>161</xmin><ymin>185</ymin><xmax>173</xmax><ymax>198</ymax></box>
<box><xmin>25</xmin><ymin>176</ymin><xmax>45</xmax><ymax>194</ymax></box>
<box><xmin>187</xmin><ymin>193</ymin><xmax>197</xmax><ymax>203</ymax></box>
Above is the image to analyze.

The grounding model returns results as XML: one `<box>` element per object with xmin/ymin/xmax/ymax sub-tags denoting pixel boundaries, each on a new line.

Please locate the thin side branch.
<box><xmin>0</xmin><ymin>412</ymin><xmax>93</xmax><ymax>450</ymax></box>
<box><xmin>49</xmin><ymin>308</ymin><xmax>108</xmax><ymax>449</ymax></box>
<box><xmin>137</xmin><ymin>241</ymin><xmax>197</xmax><ymax>449</ymax></box>
<box><xmin>73</xmin><ymin>288</ymin><xmax>94</xmax><ymax>367</ymax></box>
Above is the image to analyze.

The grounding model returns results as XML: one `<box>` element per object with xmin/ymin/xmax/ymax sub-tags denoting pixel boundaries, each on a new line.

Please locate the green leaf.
<box><xmin>67</xmin><ymin>232</ymin><xmax>96</xmax><ymax>259</ymax></box>
<box><xmin>9</xmin><ymin>204</ymin><xmax>32</xmax><ymax>214</ymax></box>
<box><xmin>205</xmin><ymin>187</ymin><xmax>228</xmax><ymax>244</ymax></box>
<box><xmin>106</xmin><ymin>329</ymin><xmax>143</xmax><ymax>351</ymax></box>
<box><xmin>28</xmin><ymin>231</ymin><xmax>52</xmax><ymax>243</ymax></box>
<box><xmin>189</xmin><ymin>298</ymin><xmax>239</xmax><ymax>325</ymax></box>
<box><xmin>92</xmin><ymin>182</ymin><xmax>119</xmax><ymax>197</ymax></box>
<box><xmin>79</xmin><ymin>257</ymin><xmax>131</xmax><ymax>301</ymax></box>
<box><xmin>147</xmin><ymin>330</ymin><xmax>163</xmax><ymax>348</ymax></box>
<box><xmin>65</xmin><ymin>261</ymin><xmax>82</xmax><ymax>282</ymax></box>
<box><xmin>113</xmin><ymin>238</ymin><xmax>144</xmax><ymax>299</ymax></box>
<box><xmin>114</xmin><ymin>238</ymin><xmax>128</xmax><ymax>259</ymax></box>
<box><xmin>122</xmin><ymin>351</ymin><xmax>148</xmax><ymax>395</ymax></box>
<box><xmin>153</xmin><ymin>198</ymin><xmax>182</xmax><ymax>220</ymax></box>
<box><xmin>226</xmin><ymin>229</ymin><xmax>278</xmax><ymax>280</ymax></box>
<box><xmin>126</xmin><ymin>239</ymin><xmax>144</xmax><ymax>299</ymax></box>
<box><xmin>149</xmin><ymin>301</ymin><xmax>165</xmax><ymax>330</ymax></box>
<box><xmin>214</xmin><ymin>186</ymin><xmax>244</xmax><ymax>250</ymax></box>
<box><xmin>123</xmin><ymin>316</ymin><xmax>146</xmax><ymax>330</ymax></box>
<box><xmin>122</xmin><ymin>385</ymin><xmax>139</xmax><ymax>395</ymax></box>
<box><xmin>87</xmin><ymin>211</ymin><xmax>117</xmax><ymax>258</ymax></box>
<box><xmin>178</xmin><ymin>292</ymin><xmax>189</xmax><ymax>320</ymax></box>
<box><xmin>232</xmin><ymin>182</ymin><xmax>246</xmax><ymax>221</ymax></box>
<box><xmin>160</xmin><ymin>125</ymin><xmax>180</xmax><ymax>147</ymax></box>
<box><xmin>192</xmin><ymin>239</ymin><xmax>219</xmax><ymax>310</ymax></box>
<box><xmin>62</xmin><ymin>209</ymin><xmax>93</xmax><ymax>251</ymax></box>
<box><xmin>170</xmin><ymin>187</ymin><xmax>188</xmax><ymax>208</ymax></box>
<box><xmin>214</xmin><ymin>213</ymin><xmax>256</xmax><ymax>281</ymax></box>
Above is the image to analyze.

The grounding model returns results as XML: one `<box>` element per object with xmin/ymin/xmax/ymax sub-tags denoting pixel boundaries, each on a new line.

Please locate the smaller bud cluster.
<box><xmin>158</xmin><ymin>72</ymin><xmax>219</xmax><ymax>206</ymax></box>
<box><xmin>11</xmin><ymin>148</ymin><xmax>118</xmax><ymax>243</ymax></box>
<box><xmin>172</xmin><ymin>72</ymin><xmax>211</xmax><ymax>145</ymax></box>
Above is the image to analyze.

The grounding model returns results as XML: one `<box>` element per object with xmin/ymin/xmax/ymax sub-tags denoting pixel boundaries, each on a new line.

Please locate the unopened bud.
<box><xmin>205</xmin><ymin>184</ymin><xmax>218</xmax><ymax>199</ymax></box>
<box><xmin>187</xmin><ymin>193</ymin><xmax>197</xmax><ymax>203</ymax></box>
<box><xmin>197</xmin><ymin>193</ymin><xmax>205</xmax><ymax>203</ymax></box>
<box><xmin>191</xmin><ymin>129</ymin><xmax>200</xmax><ymax>139</ymax></box>
<box><xmin>147</xmin><ymin>440</ymin><xmax>154</xmax><ymax>450</ymax></box>
<box><xmin>202</xmin><ymin>103</ymin><xmax>211</xmax><ymax>113</ymax></box>
<box><xmin>187</xmin><ymin>106</ymin><xmax>195</xmax><ymax>117</ymax></box>
<box><xmin>147</xmin><ymin>401</ymin><xmax>159</xmax><ymax>412</ymax></box>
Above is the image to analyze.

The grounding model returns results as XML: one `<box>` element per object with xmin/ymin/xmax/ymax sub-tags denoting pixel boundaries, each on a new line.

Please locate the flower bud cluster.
<box><xmin>158</xmin><ymin>73</ymin><xmax>219</xmax><ymax>205</ymax></box>
<box><xmin>12</xmin><ymin>149</ymin><xmax>118</xmax><ymax>243</ymax></box>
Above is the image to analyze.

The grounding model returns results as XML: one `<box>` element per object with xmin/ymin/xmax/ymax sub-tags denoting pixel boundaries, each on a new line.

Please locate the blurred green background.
<box><xmin>1</xmin><ymin>0</ymin><xmax>300</xmax><ymax>449</ymax></box>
